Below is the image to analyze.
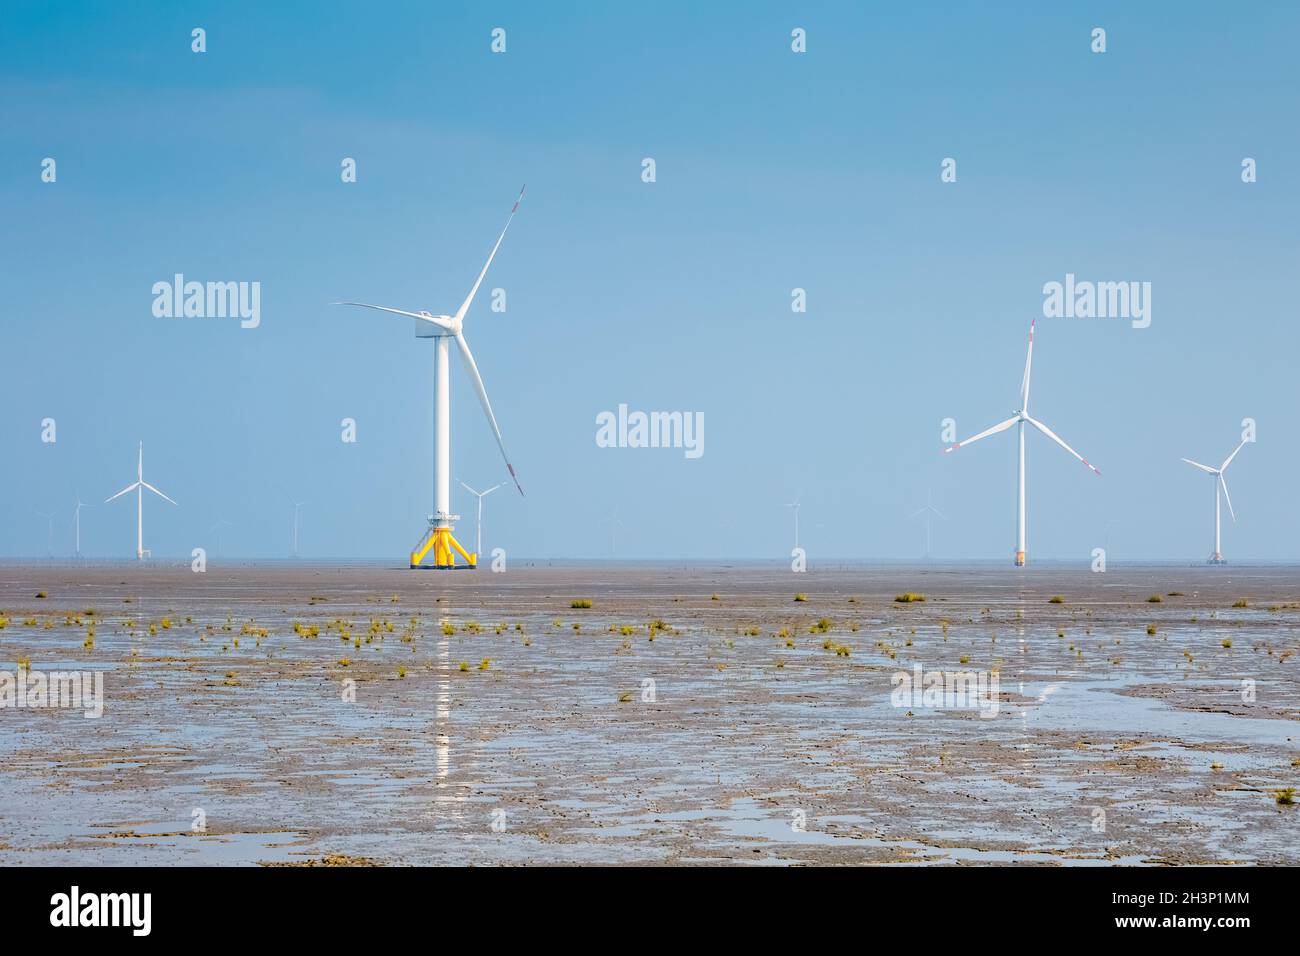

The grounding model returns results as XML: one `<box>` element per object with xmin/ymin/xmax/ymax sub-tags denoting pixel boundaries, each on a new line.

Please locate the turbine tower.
<box><xmin>334</xmin><ymin>187</ymin><xmax>525</xmax><ymax>569</ymax></box>
<box><xmin>105</xmin><ymin>441</ymin><xmax>177</xmax><ymax>560</ymax></box>
<box><xmin>1182</xmin><ymin>438</ymin><xmax>1248</xmax><ymax>565</ymax></box>
<box><xmin>944</xmin><ymin>320</ymin><xmax>1100</xmax><ymax>566</ymax></box>
<box><xmin>458</xmin><ymin>480</ymin><xmax>502</xmax><ymax>558</ymax></box>
<box><xmin>910</xmin><ymin>490</ymin><xmax>945</xmax><ymax>561</ymax></box>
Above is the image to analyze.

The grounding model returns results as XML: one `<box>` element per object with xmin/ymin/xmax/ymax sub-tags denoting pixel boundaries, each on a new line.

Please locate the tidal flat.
<box><xmin>1</xmin><ymin>562</ymin><xmax>1297</xmax><ymax>865</ymax></box>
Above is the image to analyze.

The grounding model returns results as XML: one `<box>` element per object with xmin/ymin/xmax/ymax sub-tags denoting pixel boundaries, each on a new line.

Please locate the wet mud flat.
<box><xmin>1</xmin><ymin>561</ymin><xmax>1297</xmax><ymax>865</ymax></box>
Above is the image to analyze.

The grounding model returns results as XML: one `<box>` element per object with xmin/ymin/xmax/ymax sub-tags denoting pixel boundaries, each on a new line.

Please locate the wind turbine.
<box><xmin>334</xmin><ymin>187</ymin><xmax>525</xmax><ymax>570</ymax></box>
<box><xmin>276</xmin><ymin>486</ymin><xmax>306</xmax><ymax>557</ymax></box>
<box><xmin>602</xmin><ymin>510</ymin><xmax>623</xmax><ymax>558</ymax></box>
<box><xmin>288</xmin><ymin>500</ymin><xmax>305</xmax><ymax>557</ymax></box>
<box><xmin>105</xmin><ymin>441</ymin><xmax>177</xmax><ymax>560</ymax></box>
<box><xmin>1103</xmin><ymin>517</ymin><xmax>1122</xmax><ymax>560</ymax></box>
<box><xmin>72</xmin><ymin>496</ymin><xmax>91</xmax><ymax>558</ymax></box>
<box><xmin>458</xmin><ymin>480</ymin><xmax>502</xmax><ymax>558</ymax></box>
<box><xmin>210</xmin><ymin>518</ymin><xmax>235</xmax><ymax>556</ymax></box>
<box><xmin>943</xmin><ymin>320</ymin><xmax>1100</xmax><ymax>566</ymax></box>
<box><xmin>1182</xmin><ymin>438</ymin><xmax>1248</xmax><ymax>565</ymax></box>
<box><xmin>910</xmin><ymin>490</ymin><xmax>945</xmax><ymax>560</ymax></box>
<box><xmin>34</xmin><ymin>509</ymin><xmax>55</xmax><ymax>557</ymax></box>
<box><xmin>783</xmin><ymin>498</ymin><xmax>802</xmax><ymax>550</ymax></box>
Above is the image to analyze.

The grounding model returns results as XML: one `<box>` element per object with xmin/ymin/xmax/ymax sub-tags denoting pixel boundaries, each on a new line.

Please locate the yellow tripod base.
<box><xmin>410</xmin><ymin>526</ymin><xmax>477</xmax><ymax>569</ymax></box>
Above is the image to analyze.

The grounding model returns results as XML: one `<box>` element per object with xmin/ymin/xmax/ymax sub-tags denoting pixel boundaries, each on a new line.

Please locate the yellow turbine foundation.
<box><xmin>411</xmin><ymin>526</ymin><xmax>476</xmax><ymax>570</ymax></box>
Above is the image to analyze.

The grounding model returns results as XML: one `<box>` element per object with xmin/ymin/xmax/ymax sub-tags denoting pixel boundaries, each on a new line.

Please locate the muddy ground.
<box><xmin>1</xmin><ymin>561</ymin><xmax>1297</xmax><ymax>865</ymax></box>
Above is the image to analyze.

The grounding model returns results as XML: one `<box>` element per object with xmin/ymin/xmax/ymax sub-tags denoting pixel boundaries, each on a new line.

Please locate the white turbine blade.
<box><xmin>1026</xmin><ymin>416</ymin><xmax>1101</xmax><ymax>476</ymax></box>
<box><xmin>944</xmin><ymin>416</ymin><xmax>1018</xmax><ymax>453</ymax></box>
<box><xmin>931</xmin><ymin>506</ymin><xmax>947</xmax><ymax>520</ymax></box>
<box><xmin>910</xmin><ymin>507</ymin><xmax>927</xmax><ymax>518</ymax></box>
<box><xmin>454</xmin><ymin>185</ymin><xmax>526</xmax><ymax>324</ymax></box>
<box><xmin>459</xmin><ymin>481</ymin><xmax>481</xmax><ymax>496</ymax></box>
<box><xmin>332</xmin><ymin>302</ymin><xmax>452</xmax><ymax>331</ymax></box>
<box><xmin>1181</xmin><ymin>458</ymin><xmax>1217</xmax><ymax>475</ymax></box>
<box><xmin>482</xmin><ymin>483</ymin><xmax>503</xmax><ymax>497</ymax></box>
<box><xmin>454</xmin><ymin>331</ymin><xmax>523</xmax><ymax>495</ymax></box>
<box><xmin>1019</xmin><ymin>319</ymin><xmax>1035</xmax><ymax>412</ymax></box>
<box><xmin>105</xmin><ymin>481</ymin><xmax>140</xmax><ymax>503</ymax></box>
<box><xmin>142</xmin><ymin>481</ymin><xmax>178</xmax><ymax>506</ymax></box>
<box><xmin>1220</xmin><ymin>439</ymin><xmax>1248</xmax><ymax>472</ymax></box>
<box><xmin>1220</xmin><ymin>475</ymin><xmax>1236</xmax><ymax>522</ymax></box>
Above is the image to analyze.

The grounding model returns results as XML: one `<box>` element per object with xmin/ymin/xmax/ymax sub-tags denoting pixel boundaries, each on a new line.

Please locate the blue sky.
<box><xmin>1</xmin><ymin>1</ymin><xmax>1297</xmax><ymax>562</ymax></box>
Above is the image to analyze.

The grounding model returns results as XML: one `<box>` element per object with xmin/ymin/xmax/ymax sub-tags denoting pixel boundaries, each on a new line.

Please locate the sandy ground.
<box><xmin>0</xmin><ymin>561</ymin><xmax>1297</xmax><ymax>865</ymax></box>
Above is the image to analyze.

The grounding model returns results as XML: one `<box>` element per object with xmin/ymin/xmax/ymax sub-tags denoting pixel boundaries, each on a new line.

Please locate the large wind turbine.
<box><xmin>458</xmin><ymin>479</ymin><xmax>502</xmax><ymax>558</ymax></box>
<box><xmin>1182</xmin><ymin>438</ymin><xmax>1247</xmax><ymax>565</ymax></box>
<box><xmin>334</xmin><ymin>187</ymin><xmax>525</xmax><ymax>569</ymax></box>
<box><xmin>105</xmin><ymin>442</ymin><xmax>177</xmax><ymax>560</ymax></box>
<box><xmin>910</xmin><ymin>490</ymin><xmax>945</xmax><ymax>560</ymax></box>
<box><xmin>944</xmin><ymin>320</ymin><xmax>1100</xmax><ymax>566</ymax></box>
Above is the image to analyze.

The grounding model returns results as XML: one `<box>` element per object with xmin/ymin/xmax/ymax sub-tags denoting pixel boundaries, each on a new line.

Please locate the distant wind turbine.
<box><xmin>1182</xmin><ymin>438</ymin><xmax>1248</xmax><ymax>565</ymax></box>
<box><xmin>1103</xmin><ymin>517</ymin><xmax>1122</xmax><ymax>559</ymax></box>
<box><xmin>458</xmin><ymin>480</ymin><xmax>502</xmax><ymax>559</ymax></box>
<box><xmin>34</xmin><ymin>509</ymin><xmax>55</xmax><ymax>557</ymax></box>
<box><xmin>72</xmin><ymin>496</ymin><xmax>91</xmax><ymax>557</ymax></box>
<box><xmin>210</xmin><ymin>518</ymin><xmax>236</xmax><ymax>556</ymax></box>
<box><xmin>289</xmin><ymin>501</ymin><xmax>305</xmax><ymax>557</ymax></box>
<box><xmin>602</xmin><ymin>510</ymin><xmax>624</xmax><ymax>558</ymax></box>
<box><xmin>910</xmin><ymin>490</ymin><xmax>945</xmax><ymax>560</ymax></box>
<box><xmin>105</xmin><ymin>441</ymin><xmax>177</xmax><ymax>560</ymax></box>
<box><xmin>943</xmin><ymin>320</ymin><xmax>1100</xmax><ymax>566</ymax></box>
<box><xmin>782</xmin><ymin>498</ymin><xmax>802</xmax><ymax>550</ymax></box>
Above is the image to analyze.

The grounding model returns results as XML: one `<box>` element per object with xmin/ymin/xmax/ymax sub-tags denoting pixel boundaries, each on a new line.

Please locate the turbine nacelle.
<box><xmin>415</xmin><ymin>312</ymin><xmax>457</xmax><ymax>338</ymax></box>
